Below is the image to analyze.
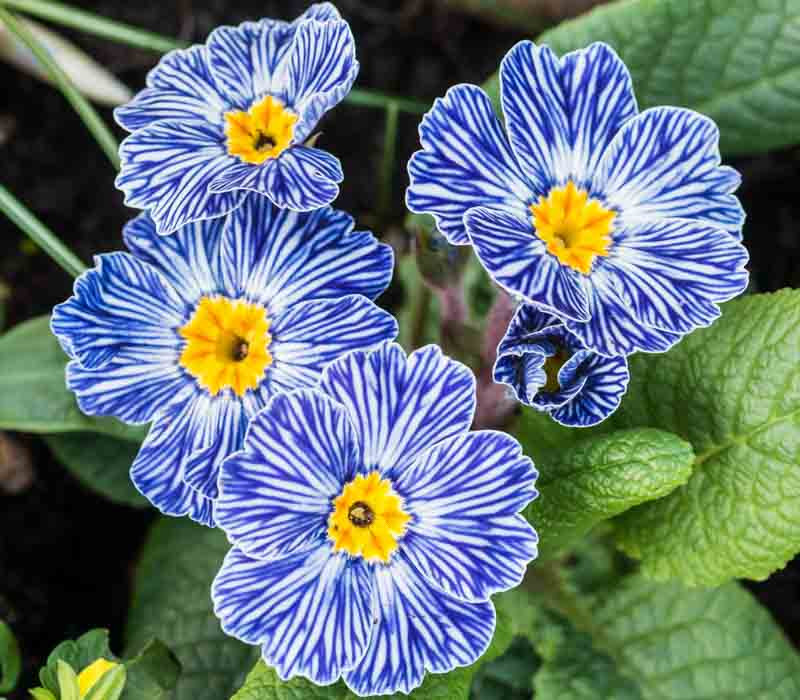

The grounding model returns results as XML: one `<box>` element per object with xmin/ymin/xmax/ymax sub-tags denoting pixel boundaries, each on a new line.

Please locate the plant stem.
<box><xmin>0</xmin><ymin>6</ymin><xmax>120</xmax><ymax>169</ymax></box>
<box><xmin>347</xmin><ymin>88</ymin><xmax>428</xmax><ymax>115</ymax></box>
<box><xmin>0</xmin><ymin>184</ymin><xmax>88</xmax><ymax>277</ymax></box>
<box><xmin>377</xmin><ymin>103</ymin><xmax>400</xmax><ymax>221</ymax></box>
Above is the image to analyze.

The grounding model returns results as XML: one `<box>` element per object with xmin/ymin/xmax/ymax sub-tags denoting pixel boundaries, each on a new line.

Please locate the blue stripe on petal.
<box><xmin>606</xmin><ymin>219</ymin><xmax>749</xmax><ymax>335</ymax></box>
<box><xmin>131</xmin><ymin>392</ymin><xmax>217</xmax><ymax>525</ymax></box>
<box><xmin>264</xmin><ymin>296</ymin><xmax>399</xmax><ymax>398</ymax></box>
<box><xmin>405</xmin><ymin>84</ymin><xmax>533</xmax><ymax>245</ymax></box>
<box><xmin>493</xmin><ymin>350</ymin><xmax>547</xmax><ymax>405</ymax></box>
<box><xmin>114</xmin><ymin>46</ymin><xmax>227</xmax><ymax>131</ymax></box>
<box><xmin>274</xmin><ymin>19</ymin><xmax>358</xmax><ymax>142</ymax></box>
<box><xmin>394</xmin><ymin>431</ymin><xmax>538</xmax><ymax>601</ymax></box>
<box><xmin>123</xmin><ymin>213</ymin><xmax>223</xmax><ymax>302</ymax></box>
<box><xmin>550</xmin><ymin>352</ymin><xmax>629</xmax><ymax>427</ymax></box>
<box><xmin>465</xmin><ymin>206</ymin><xmax>589</xmax><ymax>321</ymax></box>
<box><xmin>218</xmin><ymin>196</ymin><xmax>393</xmax><ymax>311</ymax></box>
<box><xmin>206</xmin><ymin>22</ymin><xmax>273</xmax><ymax>110</ymax></box>
<box><xmin>217</xmin><ymin>389</ymin><xmax>361</xmax><ymax>560</ymax></box>
<box><xmin>116</xmin><ymin>119</ymin><xmax>243</xmax><ymax>235</ymax></box>
<box><xmin>498</xmin><ymin>304</ymin><xmax>564</xmax><ymax>354</ymax></box>
<box><xmin>212</xmin><ymin>545</ymin><xmax>373</xmax><ymax>685</ymax></box>
<box><xmin>595</xmin><ymin>106</ymin><xmax>745</xmax><ymax>236</ymax></box>
<box><xmin>320</xmin><ymin>343</ymin><xmax>476</xmax><ymax>476</ymax></box>
<box><xmin>343</xmin><ymin>553</ymin><xmax>495</xmax><ymax>697</ymax></box>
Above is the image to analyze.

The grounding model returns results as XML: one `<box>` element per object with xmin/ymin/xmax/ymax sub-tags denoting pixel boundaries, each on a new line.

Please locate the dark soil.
<box><xmin>0</xmin><ymin>1</ymin><xmax>798</xmax><ymax>697</ymax></box>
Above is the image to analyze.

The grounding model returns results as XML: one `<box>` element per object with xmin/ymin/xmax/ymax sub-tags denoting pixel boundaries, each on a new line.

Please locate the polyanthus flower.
<box><xmin>406</xmin><ymin>41</ymin><xmax>749</xmax><ymax>356</ymax></box>
<box><xmin>212</xmin><ymin>343</ymin><xmax>538</xmax><ymax>696</ymax></box>
<box><xmin>51</xmin><ymin>197</ymin><xmax>396</xmax><ymax>526</ymax></box>
<box><xmin>115</xmin><ymin>3</ymin><xmax>358</xmax><ymax>235</ymax></box>
<box><xmin>495</xmin><ymin>304</ymin><xmax>629</xmax><ymax>427</ymax></box>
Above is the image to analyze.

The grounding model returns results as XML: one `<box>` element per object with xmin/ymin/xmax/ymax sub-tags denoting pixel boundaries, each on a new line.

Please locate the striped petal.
<box><xmin>320</xmin><ymin>343</ymin><xmax>476</xmax><ymax>476</ymax></box>
<box><xmin>217</xmin><ymin>390</ymin><xmax>362</xmax><ymax>561</ymax></box>
<box><xmin>212</xmin><ymin>545</ymin><xmax>373</xmax><ymax>685</ymax></box>
<box><xmin>595</xmin><ymin>107</ymin><xmax>745</xmax><ymax>236</ymax></box>
<box><xmin>465</xmin><ymin>206</ymin><xmax>589</xmax><ymax>321</ymax></box>
<box><xmin>123</xmin><ymin>213</ymin><xmax>224</xmax><ymax>302</ymax></box>
<box><xmin>493</xmin><ymin>350</ymin><xmax>547</xmax><ymax>406</ymax></box>
<box><xmin>114</xmin><ymin>46</ymin><xmax>227</xmax><ymax>131</ymax></box>
<box><xmin>497</xmin><ymin>304</ymin><xmax>564</xmax><ymax>354</ymax></box>
<box><xmin>274</xmin><ymin>19</ymin><xmax>358</xmax><ymax>142</ymax></box>
<box><xmin>499</xmin><ymin>41</ymin><xmax>637</xmax><ymax>190</ymax></box>
<box><xmin>406</xmin><ymin>84</ymin><xmax>533</xmax><ymax>245</ymax></box>
<box><xmin>343</xmin><ymin>552</ymin><xmax>495</xmax><ymax>697</ymax></box>
<box><xmin>395</xmin><ymin>431</ymin><xmax>538</xmax><ymax>602</ymax></box>
<box><xmin>116</xmin><ymin>119</ymin><xmax>243</xmax><ymax>235</ymax></box>
<box><xmin>262</xmin><ymin>296</ymin><xmax>399</xmax><ymax>399</ymax></box>
<box><xmin>219</xmin><ymin>195</ymin><xmax>393</xmax><ymax>312</ymax></box>
<box><xmin>130</xmin><ymin>390</ymin><xmax>247</xmax><ymax>524</ymax></box>
<box><xmin>605</xmin><ymin>219</ymin><xmax>749</xmax><ymax>335</ymax></box>
<box><xmin>550</xmin><ymin>352</ymin><xmax>629</xmax><ymax>427</ymax></box>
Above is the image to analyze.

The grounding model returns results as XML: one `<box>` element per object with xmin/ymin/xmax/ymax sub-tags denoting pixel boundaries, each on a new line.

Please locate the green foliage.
<box><xmin>524</xmin><ymin>428</ymin><xmax>694</xmax><ymax>559</ymax></box>
<box><xmin>0</xmin><ymin>620</ymin><xmax>21</xmax><ymax>694</ymax></box>
<box><xmin>39</xmin><ymin>629</ymin><xmax>113</xmax><ymax>695</ymax></box>
<box><xmin>530</xmin><ymin>575</ymin><xmax>800</xmax><ymax>699</ymax></box>
<box><xmin>119</xmin><ymin>640</ymin><xmax>180</xmax><ymax>700</ymax></box>
<box><xmin>484</xmin><ymin>0</ymin><xmax>800</xmax><ymax>155</ymax></box>
<box><xmin>44</xmin><ymin>433</ymin><xmax>147</xmax><ymax>508</ymax></box>
<box><xmin>56</xmin><ymin>660</ymin><xmax>80</xmax><ymax>700</ymax></box>
<box><xmin>0</xmin><ymin>316</ymin><xmax>144</xmax><ymax>440</ymax></box>
<box><xmin>84</xmin><ymin>665</ymin><xmax>126</xmax><ymax>700</ymax></box>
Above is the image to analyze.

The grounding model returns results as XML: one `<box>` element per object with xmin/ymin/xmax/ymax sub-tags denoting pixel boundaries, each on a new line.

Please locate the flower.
<box><xmin>211</xmin><ymin>343</ymin><xmax>538</xmax><ymax>696</ymax></box>
<box><xmin>115</xmin><ymin>3</ymin><xmax>358</xmax><ymax>235</ymax></box>
<box><xmin>51</xmin><ymin>196</ymin><xmax>397</xmax><ymax>526</ymax></box>
<box><xmin>406</xmin><ymin>41</ymin><xmax>749</xmax><ymax>357</ymax></box>
<box><xmin>495</xmin><ymin>304</ymin><xmax>629</xmax><ymax>427</ymax></box>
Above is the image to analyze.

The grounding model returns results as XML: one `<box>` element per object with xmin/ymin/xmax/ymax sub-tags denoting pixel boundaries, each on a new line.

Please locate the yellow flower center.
<box><xmin>77</xmin><ymin>659</ymin><xmax>117</xmax><ymax>698</ymax></box>
<box><xmin>179</xmin><ymin>296</ymin><xmax>272</xmax><ymax>397</ymax></box>
<box><xmin>224</xmin><ymin>95</ymin><xmax>298</xmax><ymax>164</ymax></box>
<box><xmin>530</xmin><ymin>181</ymin><xmax>615</xmax><ymax>275</ymax></box>
<box><xmin>328</xmin><ymin>472</ymin><xmax>411</xmax><ymax>563</ymax></box>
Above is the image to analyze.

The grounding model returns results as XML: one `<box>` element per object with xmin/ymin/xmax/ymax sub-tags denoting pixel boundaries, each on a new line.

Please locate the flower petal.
<box><xmin>465</xmin><ymin>206</ymin><xmax>589</xmax><ymax>321</ymax></box>
<box><xmin>116</xmin><ymin>119</ymin><xmax>243</xmax><ymax>235</ymax></box>
<box><xmin>493</xmin><ymin>350</ymin><xmax>547</xmax><ymax>405</ymax></box>
<box><xmin>122</xmin><ymin>212</ymin><xmax>223</xmax><ymax>302</ymax></box>
<box><xmin>497</xmin><ymin>304</ymin><xmax>564</xmax><ymax>354</ymax></box>
<box><xmin>550</xmin><ymin>352</ymin><xmax>629</xmax><ymax>427</ymax></box>
<box><xmin>394</xmin><ymin>431</ymin><xmax>538</xmax><ymax>601</ymax></box>
<box><xmin>320</xmin><ymin>343</ymin><xmax>476</xmax><ymax>475</ymax></box>
<box><xmin>499</xmin><ymin>41</ymin><xmax>637</xmax><ymax>189</ymax></box>
<box><xmin>274</xmin><ymin>19</ymin><xmax>358</xmax><ymax>142</ymax></box>
<box><xmin>212</xmin><ymin>545</ymin><xmax>373</xmax><ymax>685</ymax></box>
<box><xmin>594</xmin><ymin>106</ymin><xmax>745</xmax><ymax>236</ymax></box>
<box><xmin>218</xmin><ymin>195</ymin><xmax>393</xmax><ymax>311</ymax></box>
<box><xmin>605</xmin><ymin>218</ymin><xmax>749</xmax><ymax>335</ymax></box>
<box><xmin>114</xmin><ymin>46</ymin><xmax>227</xmax><ymax>131</ymax></box>
<box><xmin>217</xmin><ymin>389</ymin><xmax>362</xmax><ymax>561</ymax></box>
<box><xmin>406</xmin><ymin>84</ymin><xmax>533</xmax><ymax>245</ymax></box>
<box><xmin>262</xmin><ymin>296</ymin><xmax>399</xmax><ymax>399</ymax></box>
<box><xmin>343</xmin><ymin>552</ymin><xmax>495</xmax><ymax>697</ymax></box>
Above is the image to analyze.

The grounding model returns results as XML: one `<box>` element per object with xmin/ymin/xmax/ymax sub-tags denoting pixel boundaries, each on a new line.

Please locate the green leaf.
<box><xmin>84</xmin><ymin>664</ymin><xmax>126</xmax><ymax>700</ymax></box>
<box><xmin>120</xmin><ymin>639</ymin><xmax>180</xmax><ymax>700</ymax></box>
<box><xmin>606</xmin><ymin>290</ymin><xmax>800</xmax><ymax>585</ymax></box>
<box><xmin>485</xmin><ymin>0</ymin><xmax>800</xmax><ymax>155</ymax></box>
<box><xmin>29</xmin><ymin>689</ymin><xmax>58</xmax><ymax>700</ymax></box>
<box><xmin>56</xmin><ymin>660</ymin><xmax>80</xmax><ymax>700</ymax></box>
<box><xmin>533</xmin><ymin>576</ymin><xmax>800</xmax><ymax>699</ymax></box>
<box><xmin>0</xmin><ymin>317</ymin><xmax>145</xmax><ymax>441</ymax></box>
<box><xmin>0</xmin><ymin>620</ymin><xmax>20</xmax><ymax>694</ymax></box>
<box><xmin>40</xmin><ymin>629</ymin><xmax>114</xmax><ymax>695</ymax></box>
<box><xmin>525</xmin><ymin>428</ymin><xmax>694</xmax><ymax>559</ymax></box>
<box><xmin>44</xmin><ymin>432</ymin><xmax>146</xmax><ymax>507</ymax></box>
<box><xmin>125</xmin><ymin>518</ymin><xmax>259</xmax><ymax>700</ymax></box>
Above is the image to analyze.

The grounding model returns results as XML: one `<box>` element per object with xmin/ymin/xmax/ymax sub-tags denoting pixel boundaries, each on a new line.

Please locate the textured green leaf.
<box><xmin>0</xmin><ymin>316</ymin><xmax>145</xmax><ymax>440</ymax></box>
<box><xmin>126</xmin><ymin>518</ymin><xmax>259</xmax><ymax>700</ymax></box>
<box><xmin>485</xmin><ymin>0</ymin><xmax>800</xmax><ymax>154</ymax></box>
<box><xmin>120</xmin><ymin>639</ymin><xmax>180</xmax><ymax>700</ymax></box>
<box><xmin>524</xmin><ymin>428</ymin><xmax>694</xmax><ymax>559</ymax></box>
<box><xmin>609</xmin><ymin>290</ymin><xmax>800</xmax><ymax>585</ymax></box>
<box><xmin>44</xmin><ymin>432</ymin><xmax>146</xmax><ymax>508</ymax></box>
<box><xmin>0</xmin><ymin>620</ymin><xmax>20</xmax><ymax>694</ymax></box>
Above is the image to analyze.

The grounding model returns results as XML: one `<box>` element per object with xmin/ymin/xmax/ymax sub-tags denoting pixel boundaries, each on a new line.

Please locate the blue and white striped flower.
<box><xmin>406</xmin><ymin>41</ymin><xmax>749</xmax><ymax>357</ymax></box>
<box><xmin>495</xmin><ymin>304</ymin><xmax>628</xmax><ymax>427</ymax></box>
<box><xmin>51</xmin><ymin>196</ymin><xmax>396</xmax><ymax>526</ymax></box>
<box><xmin>115</xmin><ymin>3</ymin><xmax>358</xmax><ymax>235</ymax></box>
<box><xmin>212</xmin><ymin>343</ymin><xmax>538</xmax><ymax>696</ymax></box>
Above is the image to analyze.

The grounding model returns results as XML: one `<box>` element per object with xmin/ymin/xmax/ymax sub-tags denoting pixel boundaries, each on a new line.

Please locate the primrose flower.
<box><xmin>115</xmin><ymin>3</ymin><xmax>358</xmax><ymax>234</ymax></box>
<box><xmin>51</xmin><ymin>197</ymin><xmax>396</xmax><ymax>526</ymax></box>
<box><xmin>406</xmin><ymin>41</ymin><xmax>749</xmax><ymax>356</ymax></box>
<box><xmin>212</xmin><ymin>343</ymin><xmax>538</xmax><ymax>696</ymax></box>
<box><xmin>495</xmin><ymin>304</ymin><xmax>629</xmax><ymax>427</ymax></box>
